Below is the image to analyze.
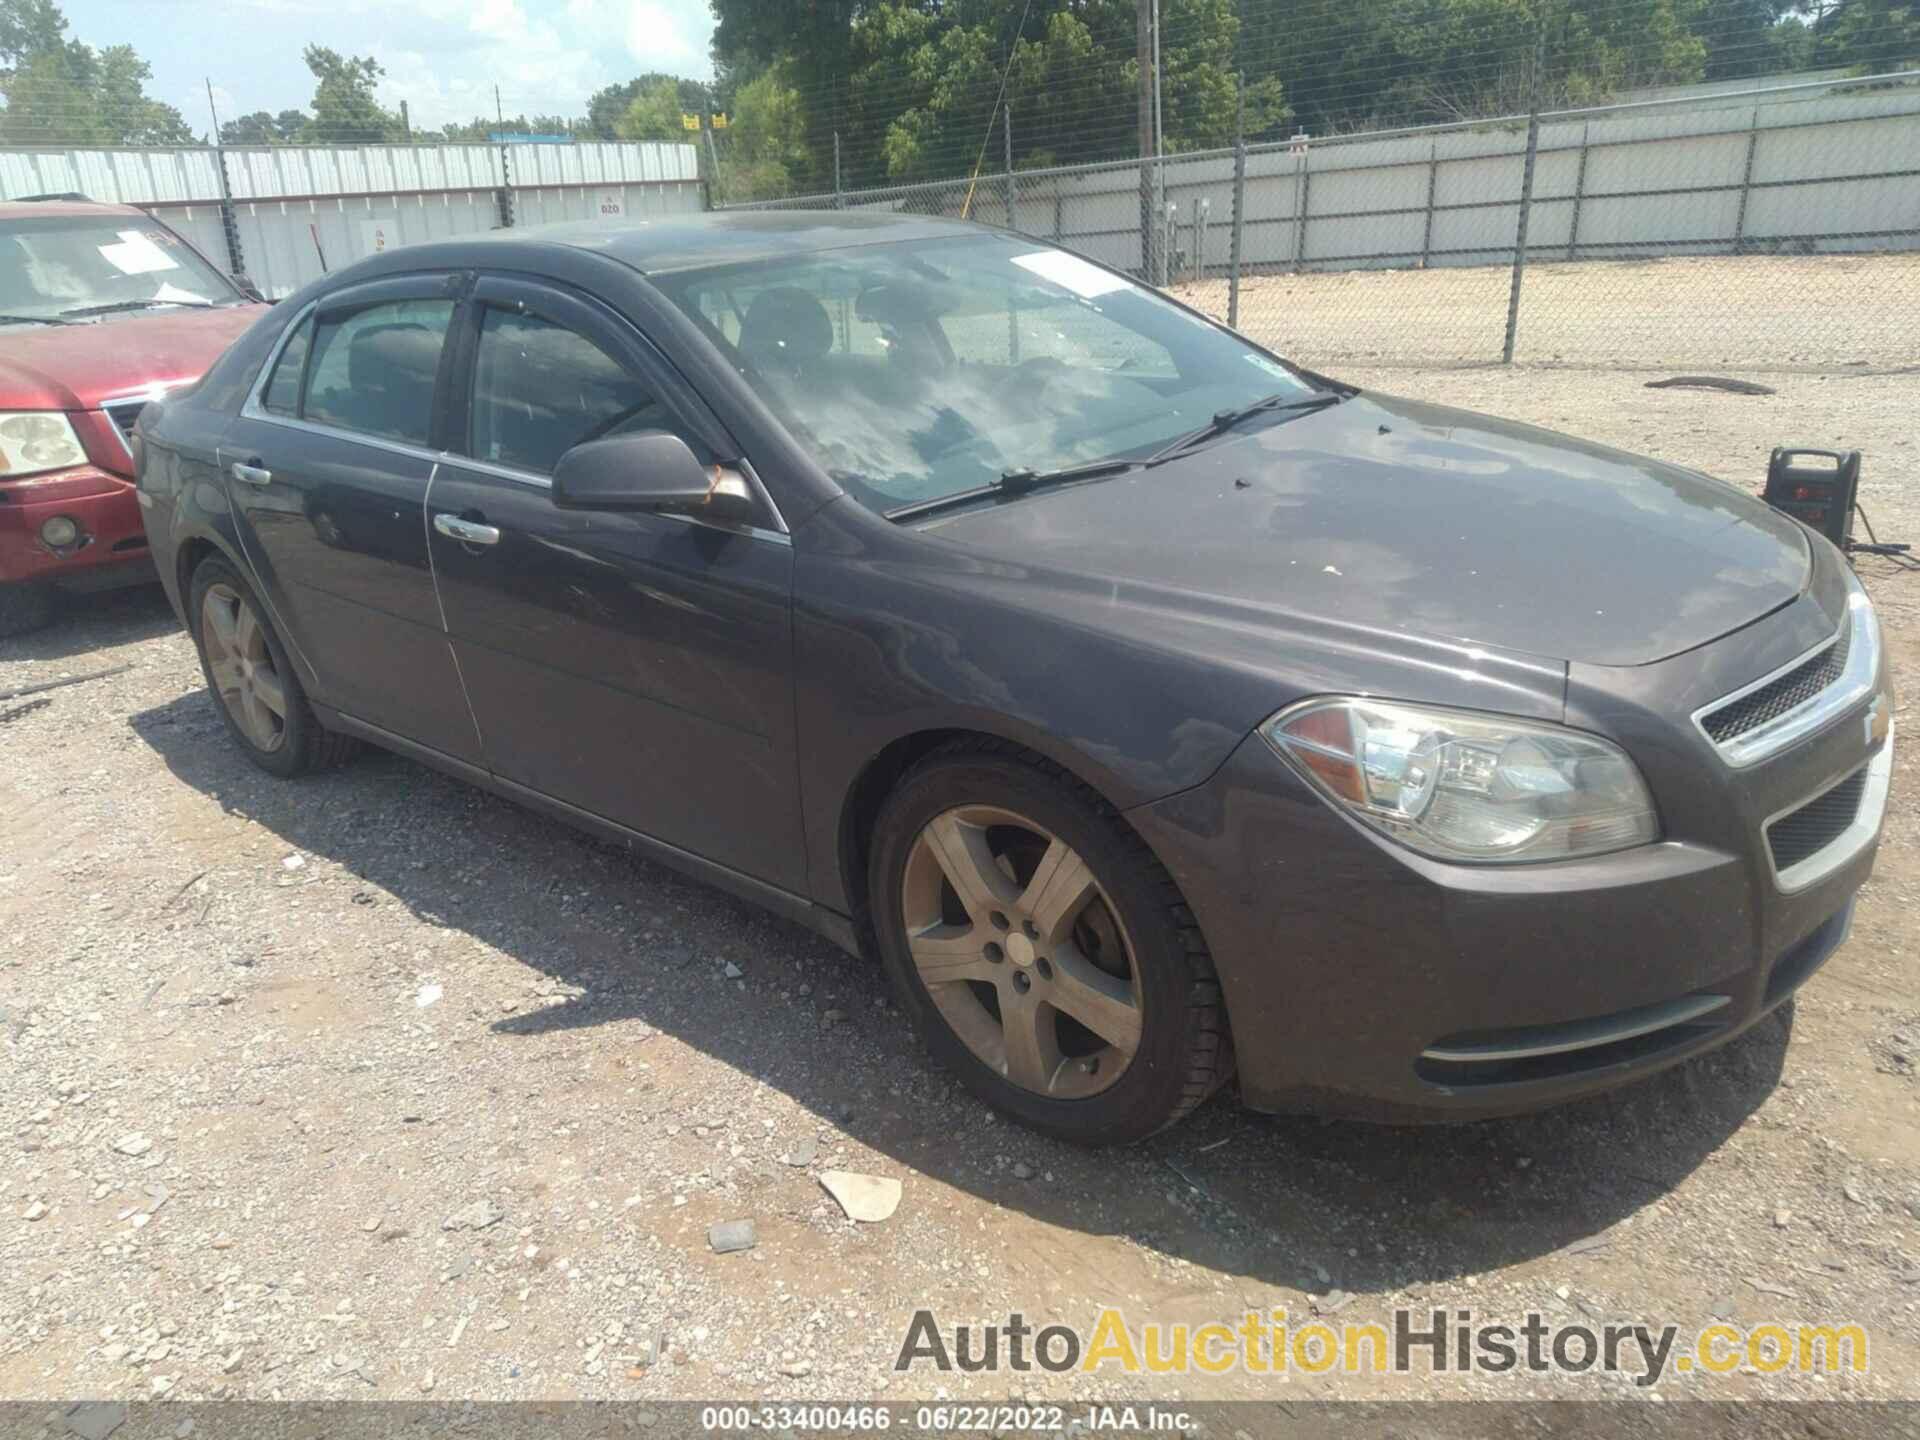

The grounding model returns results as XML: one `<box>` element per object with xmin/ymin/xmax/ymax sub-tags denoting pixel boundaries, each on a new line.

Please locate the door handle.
<box><xmin>230</xmin><ymin>460</ymin><xmax>272</xmax><ymax>487</ymax></box>
<box><xmin>434</xmin><ymin>513</ymin><xmax>501</xmax><ymax>547</ymax></box>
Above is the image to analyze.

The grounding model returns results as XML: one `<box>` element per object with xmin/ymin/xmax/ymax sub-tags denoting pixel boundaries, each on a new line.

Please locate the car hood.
<box><xmin>921</xmin><ymin>392</ymin><xmax>1811</xmax><ymax>668</ymax></box>
<box><xmin>0</xmin><ymin>304</ymin><xmax>263</xmax><ymax>411</ymax></box>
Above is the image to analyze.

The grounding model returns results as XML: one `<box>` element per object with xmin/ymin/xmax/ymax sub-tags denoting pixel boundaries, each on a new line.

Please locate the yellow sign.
<box><xmin>711</xmin><ymin>113</ymin><xmax>729</xmax><ymax>130</ymax></box>
<box><xmin>681</xmin><ymin>113</ymin><xmax>701</xmax><ymax>131</ymax></box>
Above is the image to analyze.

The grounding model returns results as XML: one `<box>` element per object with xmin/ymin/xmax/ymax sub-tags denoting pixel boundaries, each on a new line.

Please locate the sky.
<box><xmin>60</xmin><ymin>0</ymin><xmax>718</xmax><ymax>134</ymax></box>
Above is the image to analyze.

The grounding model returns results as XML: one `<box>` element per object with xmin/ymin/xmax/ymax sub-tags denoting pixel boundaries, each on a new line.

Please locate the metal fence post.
<box><xmin>497</xmin><ymin>143</ymin><xmax>515</xmax><ymax>228</ymax></box>
<box><xmin>1732</xmin><ymin>107</ymin><xmax>1761</xmax><ymax>253</ymax></box>
<box><xmin>1566</xmin><ymin>122</ymin><xmax>1589</xmax><ymax>261</ymax></box>
<box><xmin>203</xmin><ymin>79</ymin><xmax>247</xmax><ymax>280</ymax></box>
<box><xmin>1003</xmin><ymin>105</ymin><xmax>1016</xmax><ymax>230</ymax></box>
<box><xmin>1291</xmin><ymin>139</ymin><xmax>1311</xmax><ymax>272</ymax></box>
<box><xmin>1228</xmin><ymin>87</ymin><xmax>1247</xmax><ymax>327</ymax></box>
<box><xmin>1420</xmin><ymin>140</ymin><xmax>1438</xmax><ymax>266</ymax></box>
<box><xmin>1501</xmin><ymin>18</ymin><xmax>1546</xmax><ymax>364</ymax></box>
<box><xmin>211</xmin><ymin>146</ymin><xmax>246</xmax><ymax>280</ymax></box>
<box><xmin>703</xmin><ymin>124</ymin><xmax>724</xmax><ymax>207</ymax></box>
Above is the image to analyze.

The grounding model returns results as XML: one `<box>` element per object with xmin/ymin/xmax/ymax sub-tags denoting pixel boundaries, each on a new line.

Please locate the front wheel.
<box><xmin>869</xmin><ymin>742</ymin><xmax>1232</xmax><ymax>1144</ymax></box>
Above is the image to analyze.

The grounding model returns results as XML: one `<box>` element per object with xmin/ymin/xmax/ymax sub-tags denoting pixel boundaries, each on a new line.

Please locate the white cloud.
<box><xmin>366</xmin><ymin>0</ymin><xmax>711</xmax><ymax>130</ymax></box>
<box><xmin>624</xmin><ymin>1</ymin><xmax>705</xmax><ymax>74</ymax></box>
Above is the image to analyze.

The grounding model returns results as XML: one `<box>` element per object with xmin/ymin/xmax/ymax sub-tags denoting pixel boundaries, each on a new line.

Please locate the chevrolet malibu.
<box><xmin>134</xmin><ymin>213</ymin><xmax>1894</xmax><ymax>1143</ymax></box>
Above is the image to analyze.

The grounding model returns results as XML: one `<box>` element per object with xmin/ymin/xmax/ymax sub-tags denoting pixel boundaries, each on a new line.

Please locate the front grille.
<box><xmin>102</xmin><ymin>400</ymin><xmax>147</xmax><ymax>450</ymax></box>
<box><xmin>1768</xmin><ymin>766</ymin><xmax>1868</xmax><ymax>872</ymax></box>
<box><xmin>1701</xmin><ymin>625</ymin><xmax>1851</xmax><ymax>744</ymax></box>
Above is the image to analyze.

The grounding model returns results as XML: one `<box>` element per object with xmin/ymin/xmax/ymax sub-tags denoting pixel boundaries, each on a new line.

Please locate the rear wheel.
<box><xmin>0</xmin><ymin>581</ymin><xmax>55</xmax><ymax>639</ymax></box>
<box><xmin>869</xmin><ymin>742</ymin><xmax>1232</xmax><ymax>1144</ymax></box>
<box><xmin>188</xmin><ymin>557</ymin><xmax>356</xmax><ymax>777</ymax></box>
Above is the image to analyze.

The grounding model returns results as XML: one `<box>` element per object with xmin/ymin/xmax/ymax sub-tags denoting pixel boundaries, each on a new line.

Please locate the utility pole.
<box><xmin>400</xmin><ymin>100</ymin><xmax>412</xmax><ymax>143</ymax></box>
<box><xmin>495</xmin><ymin>85</ymin><xmax>505</xmax><ymax>128</ymax></box>
<box><xmin>1137</xmin><ymin>0</ymin><xmax>1154</xmax><ymax>283</ymax></box>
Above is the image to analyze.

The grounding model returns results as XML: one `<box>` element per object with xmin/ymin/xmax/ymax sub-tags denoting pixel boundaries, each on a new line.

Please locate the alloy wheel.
<box><xmin>200</xmin><ymin>583</ymin><xmax>288</xmax><ymax>753</ymax></box>
<box><xmin>900</xmin><ymin>804</ymin><xmax>1144</xmax><ymax>1099</ymax></box>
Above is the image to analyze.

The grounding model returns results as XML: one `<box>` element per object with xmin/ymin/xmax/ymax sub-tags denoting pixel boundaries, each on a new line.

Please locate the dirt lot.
<box><xmin>1171</xmin><ymin>253</ymin><xmax>1920</xmax><ymax>369</ymax></box>
<box><xmin>3</xmin><ymin>365</ymin><xmax>1918</xmax><ymax>1409</ymax></box>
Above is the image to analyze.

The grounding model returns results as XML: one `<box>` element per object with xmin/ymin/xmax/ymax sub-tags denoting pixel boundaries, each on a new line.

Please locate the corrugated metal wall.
<box><xmin>1</xmin><ymin>141</ymin><xmax>704</xmax><ymax>297</ymax></box>
<box><xmin>1028</xmin><ymin>81</ymin><xmax>1920</xmax><ymax>277</ymax></box>
<box><xmin>731</xmin><ymin>75</ymin><xmax>1920</xmax><ymax>281</ymax></box>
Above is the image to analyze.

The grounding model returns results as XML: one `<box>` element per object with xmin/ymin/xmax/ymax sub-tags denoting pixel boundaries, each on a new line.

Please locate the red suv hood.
<box><xmin>0</xmin><ymin>304</ymin><xmax>264</xmax><ymax>411</ymax></box>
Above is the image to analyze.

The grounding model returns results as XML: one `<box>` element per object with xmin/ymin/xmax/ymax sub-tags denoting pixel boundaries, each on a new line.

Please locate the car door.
<box><xmin>220</xmin><ymin>271</ymin><xmax>482</xmax><ymax>763</ymax></box>
<box><xmin>425</xmin><ymin>274</ymin><xmax>805</xmax><ymax>891</ymax></box>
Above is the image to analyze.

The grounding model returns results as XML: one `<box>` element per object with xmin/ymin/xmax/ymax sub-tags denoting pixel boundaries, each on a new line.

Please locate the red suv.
<box><xmin>1</xmin><ymin>199</ymin><xmax>264</xmax><ymax>636</ymax></box>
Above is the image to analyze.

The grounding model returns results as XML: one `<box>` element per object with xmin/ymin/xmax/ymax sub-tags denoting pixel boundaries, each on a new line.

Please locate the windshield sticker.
<box><xmin>1245</xmin><ymin>353</ymin><xmax>1294</xmax><ymax>380</ymax></box>
<box><xmin>97</xmin><ymin>230</ymin><xmax>180</xmax><ymax>277</ymax></box>
<box><xmin>1011</xmin><ymin>250</ymin><xmax>1129</xmax><ymax>299</ymax></box>
<box><xmin>152</xmin><ymin>281</ymin><xmax>203</xmax><ymax>304</ymax></box>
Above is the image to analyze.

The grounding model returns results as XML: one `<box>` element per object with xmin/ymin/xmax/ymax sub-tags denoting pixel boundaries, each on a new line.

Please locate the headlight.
<box><xmin>0</xmin><ymin>412</ymin><xmax>88</xmax><ymax>479</ymax></box>
<box><xmin>1261</xmin><ymin>698</ymin><xmax>1659</xmax><ymax>863</ymax></box>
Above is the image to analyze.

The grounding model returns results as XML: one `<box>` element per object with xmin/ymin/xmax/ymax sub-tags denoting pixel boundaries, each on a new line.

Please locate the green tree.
<box><xmin>712</xmin><ymin>60</ymin><xmax>809</xmax><ymax>201</ymax></box>
<box><xmin>1816</xmin><ymin>0</ymin><xmax>1920</xmax><ymax>72</ymax></box>
<box><xmin>843</xmin><ymin>0</ymin><xmax>1284</xmax><ymax>183</ymax></box>
<box><xmin>616</xmin><ymin>77</ymin><xmax>687</xmax><ymax>142</ymax></box>
<box><xmin>1</xmin><ymin>0</ymin><xmax>193</xmax><ymax>145</ymax></box>
<box><xmin>299</xmin><ymin>45</ymin><xmax>402</xmax><ymax>144</ymax></box>
<box><xmin>0</xmin><ymin>0</ymin><xmax>63</xmax><ymax>67</ymax></box>
<box><xmin>221</xmin><ymin>109</ymin><xmax>309</xmax><ymax>145</ymax></box>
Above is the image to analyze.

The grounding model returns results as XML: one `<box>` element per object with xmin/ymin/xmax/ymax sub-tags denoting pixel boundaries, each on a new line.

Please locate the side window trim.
<box><xmin>240</xmin><ymin>271</ymin><xmax>470</xmax><ymax>459</ymax></box>
<box><xmin>259</xmin><ymin>312</ymin><xmax>314</xmax><ymax>417</ymax></box>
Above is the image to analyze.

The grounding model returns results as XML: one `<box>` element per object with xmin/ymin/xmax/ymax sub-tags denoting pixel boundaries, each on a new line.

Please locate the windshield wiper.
<box><xmin>884</xmin><ymin>457</ymin><xmax>1140</xmax><ymax>523</ymax></box>
<box><xmin>1145</xmin><ymin>390</ymin><xmax>1345</xmax><ymax>467</ymax></box>
<box><xmin>59</xmin><ymin>298</ymin><xmax>219</xmax><ymax>318</ymax></box>
<box><xmin>0</xmin><ymin>313</ymin><xmax>72</xmax><ymax>327</ymax></box>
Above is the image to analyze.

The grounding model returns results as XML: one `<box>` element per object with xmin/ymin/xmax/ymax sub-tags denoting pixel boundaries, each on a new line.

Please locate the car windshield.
<box><xmin>0</xmin><ymin>215</ymin><xmax>238</xmax><ymax>323</ymax></box>
<box><xmin>654</xmin><ymin>233</ymin><xmax>1321</xmax><ymax>513</ymax></box>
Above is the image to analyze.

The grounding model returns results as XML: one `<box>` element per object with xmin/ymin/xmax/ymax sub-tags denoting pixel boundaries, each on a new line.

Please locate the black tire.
<box><xmin>187</xmin><ymin>556</ymin><xmax>357</xmax><ymax>778</ymax></box>
<box><xmin>0</xmin><ymin>581</ymin><xmax>55</xmax><ymax>639</ymax></box>
<box><xmin>868</xmin><ymin>739</ymin><xmax>1233</xmax><ymax>1145</ymax></box>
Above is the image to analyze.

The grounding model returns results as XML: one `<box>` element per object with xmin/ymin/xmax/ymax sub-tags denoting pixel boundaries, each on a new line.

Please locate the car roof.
<box><xmin>0</xmin><ymin>199</ymin><xmax>146</xmax><ymax>221</ymax></box>
<box><xmin>471</xmin><ymin>209</ymin><xmax>995</xmax><ymax>276</ymax></box>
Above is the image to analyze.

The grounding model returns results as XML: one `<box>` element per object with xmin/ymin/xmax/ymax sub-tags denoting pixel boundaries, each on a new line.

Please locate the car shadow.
<box><xmin>129</xmin><ymin>688</ymin><xmax>1790</xmax><ymax>1299</ymax></box>
<box><xmin>2</xmin><ymin>582</ymin><xmax>177</xmax><ymax>663</ymax></box>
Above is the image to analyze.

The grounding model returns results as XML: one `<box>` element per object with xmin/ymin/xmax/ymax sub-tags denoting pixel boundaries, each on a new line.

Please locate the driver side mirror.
<box><xmin>552</xmin><ymin>431</ymin><xmax>756</xmax><ymax>525</ymax></box>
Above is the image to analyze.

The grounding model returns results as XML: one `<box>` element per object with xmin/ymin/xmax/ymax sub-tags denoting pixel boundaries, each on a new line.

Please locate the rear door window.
<box><xmin>302</xmin><ymin>299</ymin><xmax>454</xmax><ymax>448</ymax></box>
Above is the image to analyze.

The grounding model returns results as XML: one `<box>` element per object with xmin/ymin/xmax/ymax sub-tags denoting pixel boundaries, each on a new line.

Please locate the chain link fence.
<box><xmin>724</xmin><ymin>70</ymin><xmax>1920</xmax><ymax>372</ymax></box>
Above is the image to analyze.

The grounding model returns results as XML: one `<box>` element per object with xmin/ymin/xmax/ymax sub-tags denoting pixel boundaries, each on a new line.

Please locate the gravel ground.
<box><xmin>3</xmin><ymin>365</ymin><xmax>1918</xmax><ymax>1408</ymax></box>
<box><xmin>1171</xmin><ymin>253</ymin><xmax>1920</xmax><ymax>369</ymax></box>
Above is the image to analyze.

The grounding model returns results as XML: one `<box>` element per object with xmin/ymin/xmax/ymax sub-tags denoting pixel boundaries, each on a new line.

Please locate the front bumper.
<box><xmin>1129</xmin><ymin>599</ymin><xmax>1893</xmax><ymax>1123</ymax></box>
<box><xmin>0</xmin><ymin>466</ymin><xmax>153</xmax><ymax>589</ymax></box>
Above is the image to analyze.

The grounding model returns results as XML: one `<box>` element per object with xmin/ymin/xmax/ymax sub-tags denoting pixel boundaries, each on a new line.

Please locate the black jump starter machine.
<box><xmin>1762</xmin><ymin>447</ymin><xmax>1860</xmax><ymax>549</ymax></box>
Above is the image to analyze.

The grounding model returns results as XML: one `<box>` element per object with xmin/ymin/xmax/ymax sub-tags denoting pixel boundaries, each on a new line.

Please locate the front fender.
<box><xmin>789</xmin><ymin>496</ymin><xmax>1565</xmax><ymax>915</ymax></box>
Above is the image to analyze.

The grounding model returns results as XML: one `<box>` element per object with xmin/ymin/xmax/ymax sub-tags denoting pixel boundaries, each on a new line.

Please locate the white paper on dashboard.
<box><xmin>97</xmin><ymin>230</ymin><xmax>180</xmax><ymax>276</ymax></box>
<box><xmin>1011</xmin><ymin>250</ymin><xmax>1128</xmax><ymax>299</ymax></box>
